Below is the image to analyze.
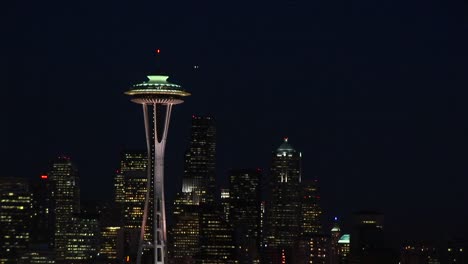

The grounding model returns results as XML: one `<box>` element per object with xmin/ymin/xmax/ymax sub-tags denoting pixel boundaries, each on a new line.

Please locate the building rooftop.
<box><xmin>277</xmin><ymin>137</ymin><xmax>296</xmax><ymax>153</ymax></box>
<box><xmin>338</xmin><ymin>234</ymin><xmax>350</xmax><ymax>244</ymax></box>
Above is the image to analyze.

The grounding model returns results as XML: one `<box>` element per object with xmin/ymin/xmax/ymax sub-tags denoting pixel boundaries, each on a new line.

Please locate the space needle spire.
<box><xmin>125</xmin><ymin>51</ymin><xmax>190</xmax><ymax>264</ymax></box>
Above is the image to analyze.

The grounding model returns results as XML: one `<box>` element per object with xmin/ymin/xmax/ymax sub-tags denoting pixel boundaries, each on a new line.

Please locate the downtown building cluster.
<box><xmin>1</xmin><ymin>116</ymin><xmax>467</xmax><ymax>263</ymax></box>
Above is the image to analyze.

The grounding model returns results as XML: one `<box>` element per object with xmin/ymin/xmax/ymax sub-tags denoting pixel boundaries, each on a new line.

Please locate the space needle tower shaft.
<box><xmin>125</xmin><ymin>69</ymin><xmax>190</xmax><ymax>264</ymax></box>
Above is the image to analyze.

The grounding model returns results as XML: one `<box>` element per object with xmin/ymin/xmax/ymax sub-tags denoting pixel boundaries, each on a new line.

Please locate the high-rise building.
<box><xmin>171</xmin><ymin>115</ymin><xmax>235</xmax><ymax>263</ymax></box>
<box><xmin>0</xmin><ymin>177</ymin><xmax>31</xmax><ymax>263</ymax></box>
<box><xmin>228</xmin><ymin>169</ymin><xmax>262</xmax><ymax>263</ymax></box>
<box><xmin>114</xmin><ymin>151</ymin><xmax>147</xmax><ymax>229</ymax></box>
<box><xmin>169</xmin><ymin>198</ymin><xmax>200</xmax><ymax>264</ymax></box>
<box><xmin>183</xmin><ymin>116</ymin><xmax>216</xmax><ymax>204</ymax></box>
<box><xmin>48</xmin><ymin>156</ymin><xmax>80</xmax><ymax>263</ymax></box>
<box><xmin>330</xmin><ymin>217</ymin><xmax>342</xmax><ymax>264</ymax></box>
<box><xmin>114</xmin><ymin>151</ymin><xmax>148</xmax><ymax>262</ymax></box>
<box><xmin>301</xmin><ymin>180</ymin><xmax>322</xmax><ymax>236</ymax></box>
<box><xmin>125</xmin><ymin>72</ymin><xmax>190</xmax><ymax>264</ymax></box>
<box><xmin>30</xmin><ymin>174</ymin><xmax>55</xmax><ymax>249</ymax></box>
<box><xmin>264</xmin><ymin>138</ymin><xmax>302</xmax><ymax>262</ymax></box>
<box><xmin>64</xmin><ymin>214</ymin><xmax>99</xmax><ymax>262</ymax></box>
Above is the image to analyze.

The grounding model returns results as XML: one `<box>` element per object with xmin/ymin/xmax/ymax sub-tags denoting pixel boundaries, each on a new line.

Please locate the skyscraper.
<box><xmin>170</xmin><ymin>116</ymin><xmax>219</xmax><ymax>263</ymax></box>
<box><xmin>330</xmin><ymin>217</ymin><xmax>342</xmax><ymax>264</ymax></box>
<box><xmin>183</xmin><ymin>116</ymin><xmax>216</xmax><ymax>204</ymax></box>
<box><xmin>114</xmin><ymin>151</ymin><xmax>147</xmax><ymax>231</ymax></box>
<box><xmin>64</xmin><ymin>214</ymin><xmax>100</xmax><ymax>262</ymax></box>
<box><xmin>228</xmin><ymin>169</ymin><xmax>262</xmax><ymax>263</ymax></box>
<box><xmin>125</xmin><ymin>73</ymin><xmax>190</xmax><ymax>264</ymax></box>
<box><xmin>264</xmin><ymin>138</ymin><xmax>302</xmax><ymax>262</ymax></box>
<box><xmin>0</xmin><ymin>177</ymin><xmax>31</xmax><ymax>263</ymax></box>
<box><xmin>300</xmin><ymin>180</ymin><xmax>322</xmax><ymax>236</ymax></box>
<box><xmin>30</xmin><ymin>174</ymin><xmax>55</xmax><ymax>249</ymax></box>
<box><xmin>48</xmin><ymin>157</ymin><xmax>80</xmax><ymax>263</ymax></box>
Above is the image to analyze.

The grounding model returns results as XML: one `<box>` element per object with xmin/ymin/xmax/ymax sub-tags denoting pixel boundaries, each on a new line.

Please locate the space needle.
<box><xmin>125</xmin><ymin>52</ymin><xmax>190</xmax><ymax>264</ymax></box>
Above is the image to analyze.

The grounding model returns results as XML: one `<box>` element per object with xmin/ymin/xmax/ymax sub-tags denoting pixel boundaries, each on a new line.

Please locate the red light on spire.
<box><xmin>41</xmin><ymin>175</ymin><xmax>48</xmax><ymax>179</ymax></box>
<box><xmin>156</xmin><ymin>49</ymin><xmax>160</xmax><ymax>54</ymax></box>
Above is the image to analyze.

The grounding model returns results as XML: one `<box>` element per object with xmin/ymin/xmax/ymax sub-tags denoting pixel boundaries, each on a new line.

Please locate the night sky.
<box><xmin>3</xmin><ymin>0</ymin><xmax>468</xmax><ymax>247</ymax></box>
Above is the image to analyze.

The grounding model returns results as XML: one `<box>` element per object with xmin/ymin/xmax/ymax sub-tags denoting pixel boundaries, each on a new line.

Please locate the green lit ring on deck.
<box><xmin>125</xmin><ymin>75</ymin><xmax>191</xmax><ymax>97</ymax></box>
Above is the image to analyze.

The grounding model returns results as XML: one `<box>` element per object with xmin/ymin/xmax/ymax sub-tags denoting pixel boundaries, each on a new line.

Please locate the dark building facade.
<box><xmin>30</xmin><ymin>174</ymin><xmax>55</xmax><ymax>249</ymax></box>
<box><xmin>349</xmin><ymin>211</ymin><xmax>398</xmax><ymax>264</ymax></box>
<box><xmin>228</xmin><ymin>169</ymin><xmax>262</xmax><ymax>263</ymax></box>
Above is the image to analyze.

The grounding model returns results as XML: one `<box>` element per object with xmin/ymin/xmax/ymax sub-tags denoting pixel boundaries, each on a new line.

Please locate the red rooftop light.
<box><xmin>41</xmin><ymin>175</ymin><xmax>48</xmax><ymax>179</ymax></box>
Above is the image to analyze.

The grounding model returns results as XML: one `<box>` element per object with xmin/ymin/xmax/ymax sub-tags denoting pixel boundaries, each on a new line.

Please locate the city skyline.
<box><xmin>4</xmin><ymin>0</ymin><xmax>468</xmax><ymax>253</ymax></box>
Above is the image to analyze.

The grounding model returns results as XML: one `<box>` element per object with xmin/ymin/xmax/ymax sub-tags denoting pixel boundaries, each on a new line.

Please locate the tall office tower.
<box><xmin>30</xmin><ymin>174</ymin><xmax>55</xmax><ymax>248</ymax></box>
<box><xmin>301</xmin><ymin>179</ymin><xmax>322</xmax><ymax>235</ymax></box>
<box><xmin>64</xmin><ymin>214</ymin><xmax>99</xmax><ymax>262</ymax></box>
<box><xmin>183</xmin><ymin>116</ymin><xmax>216</xmax><ymax>204</ymax></box>
<box><xmin>48</xmin><ymin>156</ymin><xmax>80</xmax><ymax>263</ymax></box>
<box><xmin>114</xmin><ymin>151</ymin><xmax>147</xmax><ymax>229</ymax></box>
<box><xmin>264</xmin><ymin>138</ymin><xmax>302</xmax><ymax>262</ymax></box>
<box><xmin>169</xmin><ymin>196</ymin><xmax>200</xmax><ymax>264</ymax></box>
<box><xmin>113</xmin><ymin>151</ymin><xmax>147</xmax><ymax>263</ymax></box>
<box><xmin>229</xmin><ymin>169</ymin><xmax>262</xmax><ymax>263</ymax></box>
<box><xmin>125</xmin><ymin>72</ymin><xmax>190</xmax><ymax>264</ymax></box>
<box><xmin>0</xmin><ymin>177</ymin><xmax>31</xmax><ymax>263</ymax></box>
<box><xmin>170</xmin><ymin>116</ymin><xmax>217</xmax><ymax>263</ymax></box>
<box><xmin>338</xmin><ymin>234</ymin><xmax>350</xmax><ymax>264</ymax></box>
<box><xmin>330</xmin><ymin>217</ymin><xmax>342</xmax><ymax>264</ymax></box>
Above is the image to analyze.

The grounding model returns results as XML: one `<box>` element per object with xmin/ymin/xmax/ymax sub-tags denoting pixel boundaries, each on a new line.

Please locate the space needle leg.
<box><xmin>152</xmin><ymin>103</ymin><xmax>173</xmax><ymax>264</ymax></box>
<box><xmin>137</xmin><ymin>103</ymin><xmax>153</xmax><ymax>264</ymax></box>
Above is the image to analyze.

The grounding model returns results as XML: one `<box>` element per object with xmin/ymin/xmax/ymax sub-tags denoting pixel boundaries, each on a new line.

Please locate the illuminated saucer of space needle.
<box><xmin>125</xmin><ymin>51</ymin><xmax>191</xmax><ymax>104</ymax></box>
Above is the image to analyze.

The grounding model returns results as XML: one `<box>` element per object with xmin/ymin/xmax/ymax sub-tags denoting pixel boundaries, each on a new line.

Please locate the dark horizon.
<box><xmin>4</xmin><ymin>0</ymin><xmax>468</xmax><ymax>250</ymax></box>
